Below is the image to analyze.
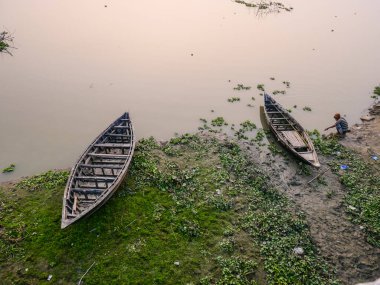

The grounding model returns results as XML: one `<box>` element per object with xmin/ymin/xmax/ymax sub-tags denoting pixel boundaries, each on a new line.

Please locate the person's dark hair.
<box><xmin>334</xmin><ymin>113</ymin><xmax>341</xmax><ymax>120</ymax></box>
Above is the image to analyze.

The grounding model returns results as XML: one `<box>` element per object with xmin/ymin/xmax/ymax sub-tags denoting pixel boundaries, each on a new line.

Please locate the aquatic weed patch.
<box><xmin>15</xmin><ymin>170</ymin><xmax>69</xmax><ymax>191</ymax></box>
<box><xmin>0</xmin><ymin>31</ymin><xmax>14</xmax><ymax>54</ymax></box>
<box><xmin>211</xmin><ymin>117</ymin><xmax>228</xmax><ymax>127</ymax></box>
<box><xmin>0</xmin><ymin>134</ymin><xmax>338</xmax><ymax>284</ymax></box>
<box><xmin>310</xmin><ymin>130</ymin><xmax>380</xmax><ymax>247</ymax></box>
<box><xmin>2</xmin><ymin>164</ymin><xmax>15</xmax><ymax>173</ymax></box>
<box><xmin>372</xmin><ymin>85</ymin><xmax>380</xmax><ymax>99</ymax></box>
<box><xmin>233</xmin><ymin>84</ymin><xmax>251</xmax><ymax>91</ymax></box>
<box><xmin>227</xmin><ymin>97</ymin><xmax>241</xmax><ymax>103</ymax></box>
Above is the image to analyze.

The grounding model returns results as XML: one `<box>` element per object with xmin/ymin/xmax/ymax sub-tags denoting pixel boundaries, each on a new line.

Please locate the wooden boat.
<box><xmin>61</xmin><ymin>113</ymin><xmax>135</xmax><ymax>229</ymax></box>
<box><xmin>264</xmin><ymin>94</ymin><xmax>320</xmax><ymax>168</ymax></box>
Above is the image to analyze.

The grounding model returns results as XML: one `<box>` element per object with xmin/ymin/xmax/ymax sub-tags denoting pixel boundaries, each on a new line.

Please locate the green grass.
<box><xmin>310</xmin><ymin>130</ymin><xmax>380</xmax><ymax>247</ymax></box>
<box><xmin>0</xmin><ymin>134</ymin><xmax>338</xmax><ymax>284</ymax></box>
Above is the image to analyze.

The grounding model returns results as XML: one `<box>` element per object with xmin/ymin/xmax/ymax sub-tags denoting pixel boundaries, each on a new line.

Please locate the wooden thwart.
<box><xmin>94</xmin><ymin>143</ymin><xmax>131</xmax><ymax>148</ymax></box>
<box><xmin>88</xmin><ymin>153</ymin><xmax>129</xmax><ymax>159</ymax></box>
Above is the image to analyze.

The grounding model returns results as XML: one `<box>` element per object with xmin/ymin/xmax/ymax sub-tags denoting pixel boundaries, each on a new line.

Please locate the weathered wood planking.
<box><xmin>264</xmin><ymin>94</ymin><xmax>320</xmax><ymax>168</ymax></box>
<box><xmin>61</xmin><ymin>112</ymin><xmax>136</xmax><ymax>229</ymax></box>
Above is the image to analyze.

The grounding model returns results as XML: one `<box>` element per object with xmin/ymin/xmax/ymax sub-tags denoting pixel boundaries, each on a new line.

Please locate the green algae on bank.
<box><xmin>0</xmin><ymin>134</ymin><xmax>339</xmax><ymax>284</ymax></box>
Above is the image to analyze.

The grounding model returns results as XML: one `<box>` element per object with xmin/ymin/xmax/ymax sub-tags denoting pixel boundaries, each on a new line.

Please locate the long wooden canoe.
<box><xmin>264</xmin><ymin>94</ymin><xmax>320</xmax><ymax>168</ymax></box>
<box><xmin>61</xmin><ymin>113</ymin><xmax>135</xmax><ymax>229</ymax></box>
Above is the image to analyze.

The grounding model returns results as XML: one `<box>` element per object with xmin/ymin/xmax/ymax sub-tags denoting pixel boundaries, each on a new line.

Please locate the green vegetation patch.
<box><xmin>234</xmin><ymin>84</ymin><xmax>251</xmax><ymax>91</ymax></box>
<box><xmin>0</xmin><ymin>134</ymin><xmax>338</xmax><ymax>284</ymax></box>
<box><xmin>0</xmin><ymin>31</ymin><xmax>13</xmax><ymax>54</ymax></box>
<box><xmin>257</xmin><ymin>84</ymin><xmax>265</xmax><ymax>91</ymax></box>
<box><xmin>2</xmin><ymin>164</ymin><xmax>15</xmax><ymax>173</ymax></box>
<box><xmin>303</xmin><ymin>106</ymin><xmax>312</xmax><ymax>112</ymax></box>
<box><xmin>211</xmin><ymin>117</ymin><xmax>228</xmax><ymax>127</ymax></box>
<box><xmin>310</xmin><ymin>130</ymin><xmax>380</xmax><ymax>247</ymax></box>
<box><xmin>272</xmin><ymin>90</ymin><xmax>286</xmax><ymax>95</ymax></box>
<box><xmin>372</xmin><ymin>85</ymin><xmax>380</xmax><ymax>99</ymax></box>
<box><xmin>227</xmin><ymin>97</ymin><xmax>241</xmax><ymax>103</ymax></box>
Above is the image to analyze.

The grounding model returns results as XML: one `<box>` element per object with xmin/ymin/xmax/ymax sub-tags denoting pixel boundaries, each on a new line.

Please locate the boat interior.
<box><xmin>64</xmin><ymin>114</ymin><xmax>134</xmax><ymax>218</ymax></box>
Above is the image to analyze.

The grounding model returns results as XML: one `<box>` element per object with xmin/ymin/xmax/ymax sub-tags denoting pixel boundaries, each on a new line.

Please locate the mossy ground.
<box><xmin>1</xmin><ymin>134</ymin><xmax>340</xmax><ymax>284</ymax></box>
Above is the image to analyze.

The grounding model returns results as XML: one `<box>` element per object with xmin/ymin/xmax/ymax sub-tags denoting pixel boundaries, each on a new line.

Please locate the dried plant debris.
<box><xmin>234</xmin><ymin>0</ymin><xmax>293</xmax><ymax>13</ymax></box>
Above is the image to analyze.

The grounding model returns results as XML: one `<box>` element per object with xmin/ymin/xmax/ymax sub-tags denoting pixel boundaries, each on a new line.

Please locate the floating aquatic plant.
<box><xmin>227</xmin><ymin>97</ymin><xmax>241</xmax><ymax>103</ymax></box>
<box><xmin>273</xmin><ymin>90</ymin><xmax>286</xmax><ymax>95</ymax></box>
<box><xmin>234</xmin><ymin>84</ymin><xmax>251</xmax><ymax>91</ymax></box>
<box><xmin>240</xmin><ymin>120</ymin><xmax>257</xmax><ymax>132</ymax></box>
<box><xmin>0</xmin><ymin>31</ymin><xmax>14</xmax><ymax>55</ymax></box>
<box><xmin>372</xmin><ymin>85</ymin><xmax>380</xmax><ymax>99</ymax></box>
<box><xmin>211</xmin><ymin>117</ymin><xmax>228</xmax><ymax>127</ymax></box>
<box><xmin>257</xmin><ymin>84</ymin><xmax>265</xmax><ymax>91</ymax></box>
<box><xmin>303</xmin><ymin>106</ymin><xmax>312</xmax><ymax>112</ymax></box>
<box><xmin>2</xmin><ymin>164</ymin><xmax>15</xmax><ymax>173</ymax></box>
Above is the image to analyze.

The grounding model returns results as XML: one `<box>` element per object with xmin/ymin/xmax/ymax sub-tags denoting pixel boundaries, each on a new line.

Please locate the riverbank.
<box><xmin>1</xmin><ymin>118</ymin><xmax>379</xmax><ymax>284</ymax></box>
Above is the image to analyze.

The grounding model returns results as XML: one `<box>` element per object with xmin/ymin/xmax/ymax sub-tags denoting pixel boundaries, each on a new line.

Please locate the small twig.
<box><xmin>125</xmin><ymin>219</ymin><xmax>136</xmax><ymax>228</ymax></box>
<box><xmin>306</xmin><ymin>168</ymin><xmax>329</xmax><ymax>185</ymax></box>
<box><xmin>78</xmin><ymin>261</ymin><xmax>96</xmax><ymax>285</ymax></box>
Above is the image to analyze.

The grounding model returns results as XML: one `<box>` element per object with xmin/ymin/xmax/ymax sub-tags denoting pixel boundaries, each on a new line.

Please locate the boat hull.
<box><xmin>264</xmin><ymin>94</ymin><xmax>320</xmax><ymax>168</ymax></box>
<box><xmin>61</xmin><ymin>113</ymin><xmax>135</xmax><ymax>228</ymax></box>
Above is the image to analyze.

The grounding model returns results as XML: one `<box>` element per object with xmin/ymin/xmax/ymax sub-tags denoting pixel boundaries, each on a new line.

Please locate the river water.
<box><xmin>1</xmin><ymin>0</ymin><xmax>379</xmax><ymax>182</ymax></box>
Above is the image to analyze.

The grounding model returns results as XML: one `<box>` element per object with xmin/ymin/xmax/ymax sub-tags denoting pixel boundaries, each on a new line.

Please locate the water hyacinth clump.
<box><xmin>227</xmin><ymin>97</ymin><xmax>241</xmax><ymax>103</ymax></box>
<box><xmin>211</xmin><ymin>117</ymin><xmax>228</xmax><ymax>127</ymax></box>
<box><xmin>233</xmin><ymin>84</ymin><xmax>251</xmax><ymax>91</ymax></box>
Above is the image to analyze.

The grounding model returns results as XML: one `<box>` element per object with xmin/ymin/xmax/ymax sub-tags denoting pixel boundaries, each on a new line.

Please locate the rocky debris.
<box><xmin>293</xmin><ymin>247</ymin><xmax>304</xmax><ymax>255</ymax></box>
<box><xmin>360</xmin><ymin>115</ymin><xmax>375</xmax><ymax>122</ymax></box>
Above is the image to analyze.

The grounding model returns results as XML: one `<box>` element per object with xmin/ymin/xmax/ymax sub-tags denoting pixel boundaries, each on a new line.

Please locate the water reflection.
<box><xmin>0</xmin><ymin>0</ymin><xmax>379</xmax><ymax>181</ymax></box>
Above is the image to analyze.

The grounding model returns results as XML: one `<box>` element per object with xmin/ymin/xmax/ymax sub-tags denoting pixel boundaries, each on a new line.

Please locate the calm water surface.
<box><xmin>1</xmin><ymin>0</ymin><xmax>380</xmax><ymax>181</ymax></box>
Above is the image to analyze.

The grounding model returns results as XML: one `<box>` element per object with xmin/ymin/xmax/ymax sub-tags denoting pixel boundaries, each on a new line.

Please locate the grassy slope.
<box><xmin>0</xmin><ymin>134</ymin><xmax>338</xmax><ymax>284</ymax></box>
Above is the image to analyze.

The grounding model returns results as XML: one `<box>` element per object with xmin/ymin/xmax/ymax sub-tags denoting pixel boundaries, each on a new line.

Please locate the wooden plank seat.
<box><xmin>79</xmin><ymin>164</ymin><xmax>123</xmax><ymax>169</ymax></box>
<box><xmin>74</xmin><ymin>176</ymin><xmax>115</xmax><ymax>181</ymax></box>
<box><xmin>272</xmin><ymin>122</ymin><xmax>290</xmax><ymax>126</ymax></box>
<box><xmin>93</xmin><ymin>143</ymin><xmax>131</xmax><ymax>148</ymax></box>
<box><xmin>87</xmin><ymin>153</ymin><xmax>129</xmax><ymax>159</ymax></box>
<box><xmin>281</xmin><ymin>131</ymin><xmax>306</xmax><ymax>148</ymax></box>
<box><xmin>72</xmin><ymin>188</ymin><xmax>105</xmax><ymax>195</ymax></box>
<box><xmin>106</xmin><ymin>134</ymin><xmax>131</xmax><ymax>137</ymax></box>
